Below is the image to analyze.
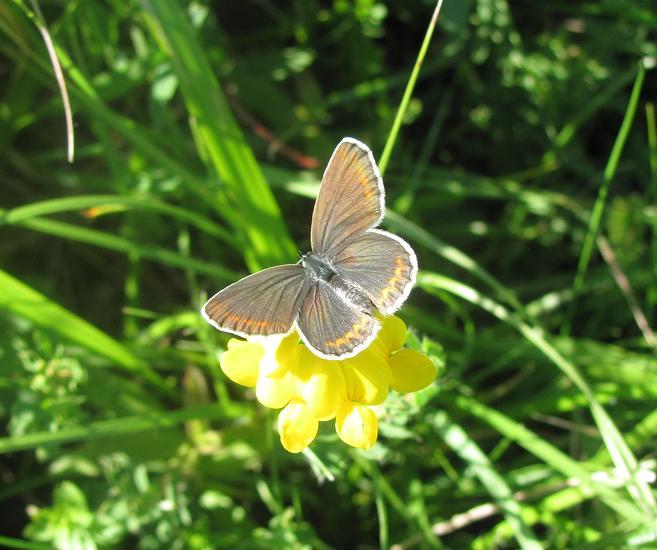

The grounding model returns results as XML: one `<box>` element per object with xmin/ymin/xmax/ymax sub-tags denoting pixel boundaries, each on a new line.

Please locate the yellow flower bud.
<box><xmin>256</xmin><ymin>371</ymin><xmax>293</xmax><ymax>409</ymax></box>
<box><xmin>219</xmin><ymin>339</ymin><xmax>262</xmax><ymax>387</ymax></box>
<box><xmin>389</xmin><ymin>349</ymin><xmax>437</xmax><ymax>393</ymax></box>
<box><xmin>335</xmin><ymin>401</ymin><xmax>378</xmax><ymax>450</ymax></box>
<box><xmin>278</xmin><ymin>399</ymin><xmax>319</xmax><ymax>453</ymax></box>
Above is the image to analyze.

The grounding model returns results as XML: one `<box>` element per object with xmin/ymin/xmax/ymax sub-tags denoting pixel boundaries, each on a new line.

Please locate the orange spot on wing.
<box><xmin>224</xmin><ymin>313</ymin><xmax>272</xmax><ymax>330</ymax></box>
<box><xmin>353</xmin><ymin>165</ymin><xmax>376</xmax><ymax>202</ymax></box>
<box><xmin>379</xmin><ymin>256</ymin><xmax>407</xmax><ymax>303</ymax></box>
<box><xmin>325</xmin><ymin>316</ymin><xmax>371</xmax><ymax>349</ymax></box>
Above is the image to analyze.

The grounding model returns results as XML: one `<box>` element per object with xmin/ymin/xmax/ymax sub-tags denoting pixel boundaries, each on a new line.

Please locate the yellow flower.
<box><xmin>373</xmin><ymin>315</ymin><xmax>437</xmax><ymax>394</ymax></box>
<box><xmin>341</xmin><ymin>347</ymin><xmax>391</xmax><ymax>405</ymax></box>
<box><xmin>278</xmin><ymin>399</ymin><xmax>318</xmax><ymax>453</ymax></box>
<box><xmin>372</xmin><ymin>314</ymin><xmax>407</xmax><ymax>354</ymax></box>
<box><xmin>219</xmin><ymin>339</ymin><xmax>261</xmax><ymax>387</ymax></box>
<box><xmin>292</xmin><ymin>346</ymin><xmax>345</xmax><ymax>420</ymax></box>
<box><xmin>217</xmin><ymin>315</ymin><xmax>437</xmax><ymax>453</ymax></box>
<box><xmin>389</xmin><ymin>349</ymin><xmax>437</xmax><ymax>394</ymax></box>
<box><xmin>255</xmin><ymin>369</ymin><xmax>293</xmax><ymax>409</ymax></box>
<box><xmin>335</xmin><ymin>401</ymin><xmax>378</xmax><ymax>450</ymax></box>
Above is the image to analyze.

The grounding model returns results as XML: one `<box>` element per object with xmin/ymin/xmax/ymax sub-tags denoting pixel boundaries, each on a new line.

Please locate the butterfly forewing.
<box><xmin>202</xmin><ymin>265</ymin><xmax>308</xmax><ymax>337</ymax></box>
<box><xmin>296</xmin><ymin>282</ymin><xmax>379</xmax><ymax>359</ymax></box>
<box><xmin>310</xmin><ymin>138</ymin><xmax>384</xmax><ymax>257</ymax></box>
<box><xmin>334</xmin><ymin>229</ymin><xmax>417</xmax><ymax>314</ymax></box>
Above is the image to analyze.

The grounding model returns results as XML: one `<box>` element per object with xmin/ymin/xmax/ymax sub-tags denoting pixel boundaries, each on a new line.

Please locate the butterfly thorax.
<box><xmin>302</xmin><ymin>252</ymin><xmax>374</xmax><ymax>313</ymax></box>
<box><xmin>301</xmin><ymin>253</ymin><xmax>337</xmax><ymax>283</ymax></box>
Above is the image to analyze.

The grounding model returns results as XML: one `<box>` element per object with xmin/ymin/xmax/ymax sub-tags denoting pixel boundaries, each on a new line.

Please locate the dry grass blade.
<box><xmin>597</xmin><ymin>234</ymin><xmax>656</xmax><ymax>348</ymax></box>
<box><xmin>27</xmin><ymin>0</ymin><xmax>74</xmax><ymax>162</ymax></box>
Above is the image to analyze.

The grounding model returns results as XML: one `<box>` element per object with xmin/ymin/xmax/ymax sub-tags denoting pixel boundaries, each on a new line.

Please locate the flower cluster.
<box><xmin>219</xmin><ymin>316</ymin><xmax>436</xmax><ymax>452</ymax></box>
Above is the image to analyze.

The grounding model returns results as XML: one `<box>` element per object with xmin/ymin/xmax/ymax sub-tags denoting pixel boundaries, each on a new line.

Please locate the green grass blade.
<box><xmin>2</xmin><ymin>194</ymin><xmax>236</xmax><ymax>245</ymax></box>
<box><xmin>0</xmin><ymin>268</ymin><xmax>168</xmax><ymax>392</ymax></box>
<box><xmin>0</xmin><ymin>9</ymin><xmax>245</xmax><ymax>248</ymax></box>
<box><xmin>567</xmin><ymin>62</ymin><xmax>646</xmax><ymax>331</ymax></box>
<box><xmin>0</xmin><ymin>536</ymin><xmax>51</xmax><ymax>550</ymax></box>
<box><xmin>0</xmin><ymin>15</ymin><xmax>206</xmax><ymax>188</ymax></box>
<box><xmin>386</xmin><ymin>210</ymin><xmax>525</xmax><ymax>313</ymax></box>
<box><xmin>355</xmin><ymin>454</ymin><xmax>443</xmax><ymax>549</ymax></box>
<box><xmin>375</xmin><ymin>479</ymin><xmax>389</xmax><ymax>550</ymax></box>
<box><xmin>26</xmin><ymin>0</ymin><xmax>74</xmax><ymax>162</ymax></box>
<box><xmin>419</xmin><ymin>271</ymin><xmax>656</xmax><ymax>516</ymax></box>
<box><xmin>379</xmin><ymin>0</ymin><xmax>444</xmax><ymax>176</ymax></box>
<box><xmin>433</xmin><ymin>412</ymin><xmax>542</xmax><ymax>550</ymax></box>
<box><xmin>143</xmin><ymin>0</ymin><xmax>296</xmax><ymax>270</ymax></box>
<box><xmin>468</xmin><ymin>489</ymin><xmax>600</xmax><ymax>549</ymax></box>
<box><xmin>9</xmin><ymin>216</ymin><xmax>235</xmax><ymax>282</ymax></box>
<box><xmin>646</xmin><ymin>102</ymin><xmax>657</xmax><ymax>318</ymax></box>
<box><xmin>451</xmin><ymin>395</ymin><xmax>646</xmax><ymax>526</ymax></box>
<box><xmin>0</xmin><ymin>404</ymin><xmax>227</xmax><ymax>454</ymax></box>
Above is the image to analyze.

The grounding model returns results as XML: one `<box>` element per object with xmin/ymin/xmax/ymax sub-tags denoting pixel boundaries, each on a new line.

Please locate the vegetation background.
<box><xmin>1</xmin><ymin>0</ymin><xmax>655</xmax><ymax>548</ymax></box>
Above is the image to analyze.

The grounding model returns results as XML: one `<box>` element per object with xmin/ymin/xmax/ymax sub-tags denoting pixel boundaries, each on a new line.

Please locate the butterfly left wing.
<box><xmin>333</xmin><ymin>229</ymin><xmax>417</xmax><ymax>314</ymax></box>
<box><xmin>202</xmin><ymin>264</ymin><xmax>308</xmax><ymax>337</ymax></box>
<box><xmin>310</xmin><ymin>138</ymin><xmax>385</xmax><ymax>257</ymax></box>
<box><xmin>296</xmin><ymin>282</ymin><xmax>379</xmax><ymax>359</ymax></box>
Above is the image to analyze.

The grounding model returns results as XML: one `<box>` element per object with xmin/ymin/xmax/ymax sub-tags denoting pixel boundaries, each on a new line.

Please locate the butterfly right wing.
<box><xmin>296</xmin><ymin>281</ymin><xmax>379</xmax><ymax>360</ymax></box>
<box><xmin>333</xmin><ymin>229</ymin><xmax>417</xmax><ymax>314</ymax></box>
<box><xmin>202</xmin><ymin>265</ymin><xmax>308</xmax><ymax>337</ymax></box>
<box><xmin>310</xmin><ymin>138</ymin><xmax>385</xmax><ymax>257</ymax></box>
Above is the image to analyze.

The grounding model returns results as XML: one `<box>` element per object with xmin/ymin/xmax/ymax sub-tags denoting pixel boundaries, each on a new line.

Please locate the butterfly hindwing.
<box><xmin>296</xmin><ymin>281</ymin><xmax>379</xmax><ymax>359</ymax></box>
<box><xmin>334</xmin><ymin>229</ymin><xmax>417</xmax><ymax>314</ymax></box>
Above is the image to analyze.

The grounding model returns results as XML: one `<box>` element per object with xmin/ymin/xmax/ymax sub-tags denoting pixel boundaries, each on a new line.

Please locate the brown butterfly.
<box><xmin>202</xmin><ymin>138</ymin><xmax>417</xmax><ymax>359</ymax></box>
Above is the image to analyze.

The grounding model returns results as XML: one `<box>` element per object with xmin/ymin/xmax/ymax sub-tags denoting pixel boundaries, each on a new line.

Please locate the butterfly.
<box><xmin>202</xmin><ymin>137</ymin><xmax>417</xmax><ymax>360</ymax></box>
